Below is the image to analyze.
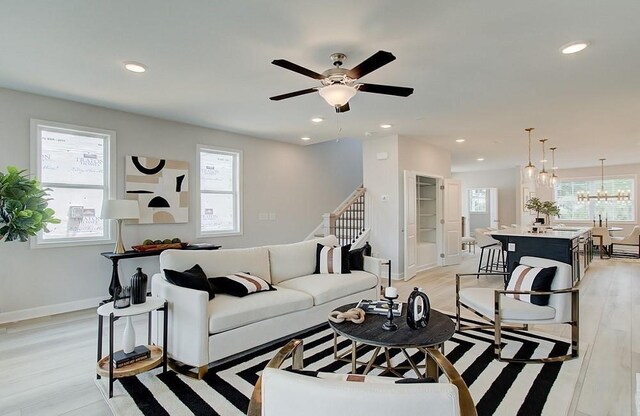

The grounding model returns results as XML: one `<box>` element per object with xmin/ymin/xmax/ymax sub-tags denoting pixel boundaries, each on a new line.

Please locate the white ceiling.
<box><xmin>1</xmin><ymin>1</ymin><xmax>639</xmax><ymax>172</ymax></box>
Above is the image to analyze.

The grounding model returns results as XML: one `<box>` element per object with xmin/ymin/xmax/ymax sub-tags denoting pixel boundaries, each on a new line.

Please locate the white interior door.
<box><xmin>403</xmin><ymin>171</ymin><xmax>417</xmax><ymax>281</ymax></box>
<box><xmin>442</xmin><ymin>178</ymin><xmax>462</xmax><ymax>266</ymax></box>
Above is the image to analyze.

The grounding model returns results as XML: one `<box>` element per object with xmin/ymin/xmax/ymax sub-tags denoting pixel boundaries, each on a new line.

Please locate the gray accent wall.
<box><xmin>0</xmin><ymin>88</ymin><xmax>362</xmax><ymax>318</ymax></box>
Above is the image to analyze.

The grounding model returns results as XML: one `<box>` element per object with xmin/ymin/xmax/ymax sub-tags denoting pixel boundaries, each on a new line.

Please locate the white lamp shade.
<box><xmin>318</xmin><ymin>84</ymin><xmax>357</xmax><ymax>107</ymax></box>
<box><xmin>101</xmin><ymin>199</ymin><xmax>140</xmax><ymax>220</ymax></box>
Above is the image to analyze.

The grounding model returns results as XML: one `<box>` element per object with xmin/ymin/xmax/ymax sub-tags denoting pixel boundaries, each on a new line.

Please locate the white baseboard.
<box><xmin>0</xmin><ymin>296</ymin><xmax>105</xmax><ymax>324</ymax></box>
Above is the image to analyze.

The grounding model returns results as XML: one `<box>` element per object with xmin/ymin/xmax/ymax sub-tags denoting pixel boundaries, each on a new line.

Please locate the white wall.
<box><xmin>363</xmin><ymin>135</ymin><xmax>451</xmax><ymax>278</ymax></box>
<box><xmin>0</xmin><ymin>88</ymin><xmax>363</xmax><ymax>320</ymax></box>
<box><xmin>362</xmin><ymin>135</ymin><xmax>400</xmax><ymax>270</ymax></box>
<box><xmin>453</xmin><ymin>167</ymin><xmax>520</xmax><ymax>233</ymax></box>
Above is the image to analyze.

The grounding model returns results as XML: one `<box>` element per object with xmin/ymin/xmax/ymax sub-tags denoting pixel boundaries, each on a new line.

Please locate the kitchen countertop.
<box><xmin>488</xmin><ymin>227</ymin><xmax>591</xmax><ymax>240</ymax></box>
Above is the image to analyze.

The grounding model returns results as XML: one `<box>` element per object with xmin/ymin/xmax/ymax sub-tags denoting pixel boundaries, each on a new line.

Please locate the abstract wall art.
<box><xmin>125</xmin><ymin>156</ymin><xmax>189</xmax><ymax>224</ymax></box>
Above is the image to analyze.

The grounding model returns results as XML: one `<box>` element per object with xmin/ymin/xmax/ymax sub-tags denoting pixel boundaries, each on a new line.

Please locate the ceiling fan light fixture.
<box><xmin>561</xmin><ymin>41</ymin><xmax>589</xmax><ymax>55</ymax></box>
<box><xmin>318</xmin><ymin>84</ymin><xmax>357</xmax><ymax>107</ymax></box>
<box><xmin>123</xmin><ymin>61</ymin><xmax>147</xmax><ymax>73</ymax></box>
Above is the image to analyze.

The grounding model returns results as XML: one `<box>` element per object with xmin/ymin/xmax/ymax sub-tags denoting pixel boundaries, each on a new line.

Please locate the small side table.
<box><xmin>97</xmin><ymin>297</ymin><xmax>168</xmax><ymax>398</ymax></box>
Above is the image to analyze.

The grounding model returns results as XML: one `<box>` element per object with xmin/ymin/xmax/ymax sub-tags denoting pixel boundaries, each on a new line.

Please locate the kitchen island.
<box><xmin>488</xmin><ymin>227</ymin><xmax>592</xmax><ymax>284</ymax></box>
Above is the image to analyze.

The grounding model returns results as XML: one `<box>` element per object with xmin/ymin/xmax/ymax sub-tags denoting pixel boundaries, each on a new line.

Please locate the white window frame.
<box><xmin>30</xmin><ymin>119</ymin><xmax>116</xmax><ymax>248</ymax></box>
<box><xmin>554</xmin><ymin>174</ymin><xmax>636</xmax><ymax>223</ymax></box>
<box><xmin>197</xmin><ymin>144</ymin><xmax>242</xmax><ymax>237</ymax></box>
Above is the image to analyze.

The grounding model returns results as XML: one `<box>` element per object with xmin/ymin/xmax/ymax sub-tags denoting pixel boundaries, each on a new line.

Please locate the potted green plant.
<box><xmin>0</xmin><ymin>166</ymin><xmax>60</xmax><ymax>242</ymax></box>
<box><xmin>540</xmin><ymin>200</ymin><xmax>560</xmax><ymax>225</ymax></box>
<box><xmin>525</xmin><ymin>197</ymin><xmax>544</xmax><ymax>224</ymax></box>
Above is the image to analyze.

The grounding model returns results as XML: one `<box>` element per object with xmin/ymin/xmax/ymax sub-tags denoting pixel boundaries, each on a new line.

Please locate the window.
<box><xmin>197</xmin><ymin>145</ymin><xmax>242</xmax><ymax>236</ymax></box>
<box><xmin>554</xmin><ymin>176</ymin><xmax>635</xmax><ymax>222</ymax></box>
<box><xmin>30</xmin><ymin>120</ymin><xmax>115</xmax><ymax>247</ymax></box>
<box><xmin>469</xmin><ymin>189</ymin><xmax>487</xmax><ymax>213</ymax></box>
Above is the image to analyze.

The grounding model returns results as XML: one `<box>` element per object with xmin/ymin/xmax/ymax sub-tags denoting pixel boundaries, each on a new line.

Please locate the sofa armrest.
<box><xmin>151</xmin><ymin>273</ymin><xmax>210</xmax><ymax>368</ymax></box>
<box><xmin>363</xmin><ymin>256</ymin><xmax>388</xmax><ymax>288</ymax></box>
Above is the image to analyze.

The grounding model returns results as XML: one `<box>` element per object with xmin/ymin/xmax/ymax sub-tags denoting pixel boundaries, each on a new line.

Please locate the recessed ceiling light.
<box><xmin>380</xmin><ymin>124</ymin><xmax>393</xmax><ymax>129</ymax></box>
<box><xmin>477</xmin><ymin>158</ymin><xmax>485</xmax><ymax>162</ymax></box>
<box><xmin>311</xmin><ymin>117</ymin><xmax>324</xmax><ymax>123</ymax></box>
<box><xmin>456</xmin><ymin>139</ymin><xmax>465</xmax><ymax>143</ymax></box>
<box><xmin>561</xmin><ymin>41</ymin><xmax>589</xmax><ymax>55</ymax></box>
<box><xmin>124</xmin><ymin>61</ymin><xmax>147</xmax><ymax>73</ymax></box>
<box><xmin>300</xmin><ymin>137</ymin><xmax>311</xmax><ymax>141</ymax></box>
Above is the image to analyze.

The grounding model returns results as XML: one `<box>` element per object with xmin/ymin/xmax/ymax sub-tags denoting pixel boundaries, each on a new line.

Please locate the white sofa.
<box><xmin>151</xmin><ymin>235</ymin><xmax>384</xmax><ymax>375</ymax></box>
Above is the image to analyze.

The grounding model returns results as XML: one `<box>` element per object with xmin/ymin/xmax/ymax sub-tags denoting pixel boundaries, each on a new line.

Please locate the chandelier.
<box><xmin>577</xmin><ymin>158</ymin><xmax>631</xmax><ymax>202</ymax></box>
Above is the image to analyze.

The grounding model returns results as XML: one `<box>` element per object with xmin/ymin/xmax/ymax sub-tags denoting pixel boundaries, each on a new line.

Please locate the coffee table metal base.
<box><xmin>333</xmin><ymin>333</ymin><xmax>443</xmax><ymax>379</ymax></box>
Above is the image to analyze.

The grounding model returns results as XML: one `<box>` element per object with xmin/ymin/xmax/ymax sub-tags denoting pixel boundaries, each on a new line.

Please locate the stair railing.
<box><xmin>322</xmin><ymin>186</ymin><xmax>366</xmax><ymax>246</ymax></box>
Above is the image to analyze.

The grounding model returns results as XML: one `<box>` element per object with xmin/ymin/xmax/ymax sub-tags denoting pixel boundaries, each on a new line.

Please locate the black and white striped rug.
<box><xmin>96</xmin><ymin>318</ymin><xmax>581</xmax><ymax>416</ymax></box>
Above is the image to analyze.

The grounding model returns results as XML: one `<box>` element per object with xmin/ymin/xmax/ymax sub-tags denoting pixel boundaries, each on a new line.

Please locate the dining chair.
<box><xmin>591</xmin><ymin>226</ymin><xmax>612</xmax><ymax>259</ymax></box>
<box><xmin>610</xmin><ymin>225</ymin><xmax>640</xmax><ymax>258</ymax></box>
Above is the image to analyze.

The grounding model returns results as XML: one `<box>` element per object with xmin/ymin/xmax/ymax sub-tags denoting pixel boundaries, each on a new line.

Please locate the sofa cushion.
<box><xmin>160</xmin><ymin>246</ymin><xmax>272</xmax><ymax>283</ymax></box>
<box><xmin>209</xmin><ymin>273</ymin><xmax>275</xmax><ymax>297</ymax></box>
<box><xmin>208</xmin><ymin>287</ymin><xmax>313</xmax><ymax>334</ymax></box>
<box><xmin>278</xmin><ymin>271</ymin><xmax>378</xmax><ymax>306</ymax></box>
<box><xmin>163</xmin><ymin>264</ymin><xmax>216</xmax><ymax>300</ymax></box>
<box><xmin>267</xmin><ymin>235</ymin><xmax>338</xmax><ymax>285</ymax></box>
<box><xmin>459</xmin><ymin>288</ymin><xmax>556</xmax><ymax>321</ymax></box>
<box><xmin>315</xmin><ymin>243</ymin><xmax>351</xmax><ymax>274</ymax></box>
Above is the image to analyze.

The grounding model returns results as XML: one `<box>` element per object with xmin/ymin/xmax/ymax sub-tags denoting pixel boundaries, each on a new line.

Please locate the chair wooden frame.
<box><xmin>247</xmin><ymin>339</ymin><xmax>478</xmax><ymax>416</ymax></box>
<box><xmin>456</xmin><ymin>272</ymin><xmax>579</xmax><ymax>363</ymax></box>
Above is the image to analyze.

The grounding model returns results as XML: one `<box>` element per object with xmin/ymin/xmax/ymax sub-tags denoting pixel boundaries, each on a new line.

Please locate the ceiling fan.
<box><xmin>269</xmin><ymin>50</ymin><xmax>414</xmax><ymax>113</ymax></box>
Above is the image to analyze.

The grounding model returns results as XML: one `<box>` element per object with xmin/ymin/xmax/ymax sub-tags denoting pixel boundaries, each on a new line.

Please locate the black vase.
<box><xmin>130</xmin><ymin>267</ymin><xmax>148</xmax><ymax>305</ymax></box>
<box><xmin>406</xmin><ymin>287</ymin><xmax>430</xmax><ymax>330</ymax></box>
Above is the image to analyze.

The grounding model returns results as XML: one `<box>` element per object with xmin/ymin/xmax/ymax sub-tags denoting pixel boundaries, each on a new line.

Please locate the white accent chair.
<box><xmin>455</xmin><ymin>256</ymin><xmax>579</xmax><ymax>363</ymax></box>
<box><xmin>591</xmin><ymin>226</ymin><xmax>612</xmax><ymax>259</ymax></box>
<box><xmin>247</xmin><ymin>339</ymin><xmax>477</xmax><ymax>416</ymax></box>
<box><xmin>610</xmin><ymin>225</ymin><xmax>640</xmax><ymax>258</ymax></box>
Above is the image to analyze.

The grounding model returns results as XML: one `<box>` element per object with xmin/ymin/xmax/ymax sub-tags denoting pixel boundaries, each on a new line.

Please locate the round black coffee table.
<box><xmin>328</xmin><ymin>302</ymin><xmax>455</xmax><ymax>378</ymax></box>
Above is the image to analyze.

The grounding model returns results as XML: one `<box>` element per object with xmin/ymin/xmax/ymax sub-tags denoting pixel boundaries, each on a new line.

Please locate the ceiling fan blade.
<box><xmin>346</xmin><ymin>50</ymin><xmax>396</xmax><ymax>79</ymax></box>
<box><xmin>357</xmin><ymin>83</ymin><xmax>414</xmax><ymax>97</ymax></box>
<box><xmin>272</xmin><ymin>59</ymin><xmax>325</xmax><ymax>80</ymax></box>
<box><xmin>269</xmin><ymin>87</ymin><xmax>318</xmax><ymax>101</ymax></box>
<box><xmin>335</xmin><ymin>102</ymin><xmax>350</xmax><ymax>113</ymax></box>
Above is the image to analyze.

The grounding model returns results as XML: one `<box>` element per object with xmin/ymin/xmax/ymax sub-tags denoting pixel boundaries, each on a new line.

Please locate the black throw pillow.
<box><xmin>314</xmin><ymin>243</ymin><xmax>351</xmax><ymax>274</ymax></box>
<box><xmin>163</xmin><ymin>264</ymin><xmax>216</xmax><ymax>300</ymax></box>
<box><xmin>506</xmin><ymin>262</ymin><xmax>557</xmax><ymax>306</ymax></box>
<box><xmin>349</xmin><ymin>246</ymin><xmax>367</xmax><ymax>271</ymax></box>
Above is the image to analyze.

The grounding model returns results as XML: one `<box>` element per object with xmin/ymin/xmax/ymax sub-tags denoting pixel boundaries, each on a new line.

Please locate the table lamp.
<box><xmin>101</xmin><ymin>199</ymin><xmax>140</xmax><ymax>253</ymax></box>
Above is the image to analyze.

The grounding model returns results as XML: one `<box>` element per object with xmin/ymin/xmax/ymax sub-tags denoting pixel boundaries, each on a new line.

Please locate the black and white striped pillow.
<box><xmin>314</xmin><ymin>244</ymin><xmax>351</xmax><ymax>274</ymax></box>
<box><xmin>209</xmin><ymin>272</ymin><xmax>275</xmax><ymax>297</ymax></box>
<box><xmin>506</xmin><ymin>263</ymin><xmax>557</xmax><ymax>306</ymax></box>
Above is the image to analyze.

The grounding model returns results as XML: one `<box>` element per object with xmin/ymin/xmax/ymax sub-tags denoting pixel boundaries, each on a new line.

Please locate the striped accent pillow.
<box><xmin>314</xmin><ymin>243</ymin><xmax>351</xmax><ymax>274</ymax></box>
<box><xmin>506</xmin><ymin>264</ymin><xmax>557</xmax><ymax>306</ymax></box>
<box><xmin>209</xmin><ymin>272</ymin><xmax>275</xmax><ymax>297</ymax></box>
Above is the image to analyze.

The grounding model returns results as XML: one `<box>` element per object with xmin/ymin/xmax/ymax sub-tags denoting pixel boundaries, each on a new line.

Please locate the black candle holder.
<box><xmin>382</xmin><ymin>294</ymin><xmax>398</xmax><ymax>331</ymax></box>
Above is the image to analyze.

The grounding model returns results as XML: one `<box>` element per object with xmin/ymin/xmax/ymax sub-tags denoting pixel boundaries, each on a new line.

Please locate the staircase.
<box><xmin>307</xmin><ymin>185</ymin><xmax>369</xmax><ymax>248</ymax></box>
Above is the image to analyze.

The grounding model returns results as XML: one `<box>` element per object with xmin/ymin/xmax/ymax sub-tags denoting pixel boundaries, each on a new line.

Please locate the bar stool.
<box><xmin>461</xmin><ymin>236</ymin><xmax>476</xmax><ymax>253</ymax></box>
<box><xmin>474</xmin><ymin>228</ymin><xmax>506</xmax><ymax>277</ymax></box>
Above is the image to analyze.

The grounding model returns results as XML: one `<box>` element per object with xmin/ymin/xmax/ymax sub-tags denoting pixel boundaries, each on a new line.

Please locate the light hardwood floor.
<box><xmin>0</xmin><ymin>253</ymin><xmax>637</xmax><ymax>416</ymax></box>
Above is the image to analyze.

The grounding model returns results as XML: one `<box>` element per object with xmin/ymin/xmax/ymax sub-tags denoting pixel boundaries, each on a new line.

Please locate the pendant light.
<box><xmin>523</xmin><ymin>128</ymin><xmax>536</xmax><ymax>178</ymax></box>
<box><xmin>550</xmin><ymin>147</ymin><xmax>558</xmax><ymax>187</ymax></box>
<box><xmin>537</xmin><ymin>139</ymin><xmax>549</xmax><ymax>186</ymax></box>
